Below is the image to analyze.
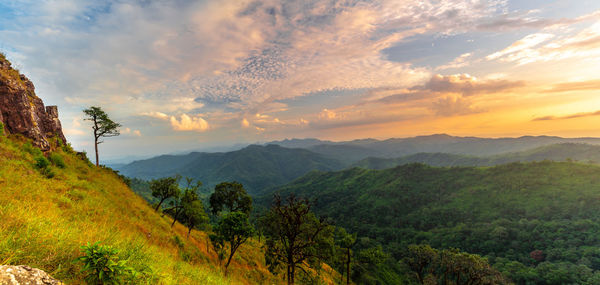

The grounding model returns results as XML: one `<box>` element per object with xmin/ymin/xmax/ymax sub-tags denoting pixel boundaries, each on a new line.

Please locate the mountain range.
<box><xmin>116</xmin><ymin>135</ymin><xmax>600</xmax><ymax>194</ymax></box>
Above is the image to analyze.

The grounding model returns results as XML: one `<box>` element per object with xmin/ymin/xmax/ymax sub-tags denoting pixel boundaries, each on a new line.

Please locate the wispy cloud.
<box><xmin>543</xmin><ymin>79</ymin><xmax>600</xmax><ymax>93</ymax></box>
<box><xmin>533</xmin><ymin>110</ymin><xmax>600</xmax><ymax>121</ymax></box>
<box><xmin>2</xmin><ymin>0</ymin><xmax>600</xmax><ymax>154</ymax></box>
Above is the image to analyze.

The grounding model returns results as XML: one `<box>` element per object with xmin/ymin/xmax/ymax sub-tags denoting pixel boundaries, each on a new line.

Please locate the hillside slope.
<box><xmin>262</xmin><ymin>162</ymin><xmax>600</xmax><ymax>284</ymax></box>
<box><xmin>118</xmin><ymin>144</ymin><xmax>344</xmax><ymax>194</ymax></box>
<box><xmin>352</xmin><ymin>143</ymin><xmax>600</xmax><ymax>169</ymax></box>
<box><xmin>0</xmin><ymin>135</ymin><xmax>288</xmax><ymax>284</ymax></box>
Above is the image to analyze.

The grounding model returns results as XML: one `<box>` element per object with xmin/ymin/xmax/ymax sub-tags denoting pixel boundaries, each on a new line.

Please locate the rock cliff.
<box><xmin>0</xmin><ymin>54</ymin><xmax>66</xmax><ymax>151</ymax></box>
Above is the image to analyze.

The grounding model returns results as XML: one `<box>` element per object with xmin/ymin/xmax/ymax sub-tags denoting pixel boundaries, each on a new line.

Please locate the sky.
<box><xmin>1</xmin><ymin>0</ymin><xmax>600</xmax><ymax>159</ymax></box>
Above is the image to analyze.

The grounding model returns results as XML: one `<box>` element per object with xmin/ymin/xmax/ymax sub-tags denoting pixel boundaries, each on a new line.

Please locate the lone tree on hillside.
<box><xmin>212</xmin><ymin>211</ymin><xmax>254</xmax><ymax>274</ymax></box>
<box><xmin>262</xmin><ymin>194</ymin><xmax>334</xmax><ymax>285</ymax></box>
<box><xmin>150</xmin><ymin>176</ymin><xmax>180</xmax><ymax>211</ymax></box>
<box><xmin>209</xmin><ymin>182</ymin><xmax>252</xmax><ymax>215</ymax></box>
<box><xmin>83</xmin><ymin>106</ymin><xmax>121</xmax><ymax>166</ymax></box>
<box><xmin>164</xmin><ymin>177</ymin><xmax>202</xmax><ymax>227</ymax></box>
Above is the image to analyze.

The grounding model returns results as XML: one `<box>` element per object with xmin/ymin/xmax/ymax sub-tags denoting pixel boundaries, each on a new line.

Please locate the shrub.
<box><xmin>48</xmin><ymin>153</ymin><xmax>66</xmax><ymax>168</ymax></box>
<box><xmin>34</xmin><ymin>156</ymin><xmax>50</xmax><ymax>169</ymax></box>
<box><xmin>23</xmin><ymin>142</ymin><xmax>43</xmax><ymax>157</ymax></box>
<box><xmin>0</xmin><ymin>122</ymin><xmax>4</xmax><ymax>136</ymax></box>
<box><xmin>42</xmin><ymin>167</ymin><xmax>56</xmax><ymax>179</ymax></box>
<box><xmin>75</xmin><ymin>242</ymin><xmax>137</xmax><ymax>285</ymax></box>
<box><xmin>62</xmin><ymin>142</ymin><xmax>75</xmax><ymax>153</ymax></box>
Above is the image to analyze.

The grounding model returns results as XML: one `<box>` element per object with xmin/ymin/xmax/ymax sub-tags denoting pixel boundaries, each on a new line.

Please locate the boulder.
<box><xmin>0</xmin><ymin>265</ymin><xmax>63</xmax><ymax>285</ymax></box>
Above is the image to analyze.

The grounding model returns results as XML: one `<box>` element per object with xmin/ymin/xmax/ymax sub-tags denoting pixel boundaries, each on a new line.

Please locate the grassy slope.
<box><xmin>0</xmin><ymin>135</ymin><xmax>316</xmax><ymax>284</ymax></box>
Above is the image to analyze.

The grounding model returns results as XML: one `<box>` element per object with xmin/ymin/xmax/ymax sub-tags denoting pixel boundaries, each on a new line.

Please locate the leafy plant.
<box><xmin>23</xmin><ymin>142</ymin><xmax>43</xmax><ymax>157</ymax></box>
<box><xmin>49</xmin><ymin>153</ymin><xmax>66</xmax><ymax>168</ymax></box>
<box><xmin>75</xmin><ymin>242</ymin><xmax>136</xmax><ymax>285</ymax></box>
<box><xmin>0</xmin><ymin>122</ymin><xmax>4</xmax><ymax>136</ymax></box>
<box><xmin>34</xmin><ymin>156</ymin><xmax>50</xmax><ymax>169</ymax></box>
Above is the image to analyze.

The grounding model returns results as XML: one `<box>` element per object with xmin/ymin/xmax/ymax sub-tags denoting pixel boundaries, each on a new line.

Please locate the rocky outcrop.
<box><xmin>0</xmin><ymin>55</ymin><xmax>66</xmax><ymax>151</ymax></box>
<box><xmin>0</xmin><ymin>265</ymin><xmax>63</xmax><ymax>285</ymax></box>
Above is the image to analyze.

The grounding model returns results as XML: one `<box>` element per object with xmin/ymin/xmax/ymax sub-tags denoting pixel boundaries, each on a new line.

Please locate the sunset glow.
<box><xmin>1</xmin><ymin>0</ymin><xmax>600</xmax><ymax>157</ymax></box>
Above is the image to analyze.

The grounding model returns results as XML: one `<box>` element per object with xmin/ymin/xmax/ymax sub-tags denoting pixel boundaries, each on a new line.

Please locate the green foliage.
<box><xmin>49</xmin><ymin>153</ymin><xmax>66</xmax><ymax>168</ymax></box>
<box><xmin>213</xmin><ymin>211</ymin><xmax>254</xmax><ymax>273</ymax></box>
<box><xmin>34</xmin><ymin>156</ymin><xmax>50</xmax><ymax>169</ymax></box>
<box><xmin>180</xmin><ymin>198</ymin><xmax>209</xmax><ymax>237</ymax></box>
<box><xmin>209</xmin><ymin>233</ymin><xmax>227</xmax><ymax>265</ymax></box>
<box><xmin>75</xmin><ymin>242</ymin><xmax>137</xmax><ymax>285</ymax></box>
<box><xmin>0</xmin><ymin>122</ymin><xmax>4</xmax><ymax>136</ymax></box>
<box><xmin>404</xmin><ymin>244</ymin><xmax>507</xmax><ymax>284</ymax></box>
<box><xmin>209</xmin><ymin>182</ymin><xmax>252</xmax><ymax>215</ymax></box>
<box><xmin>261</xmin><ymin>194</ymin><xmax>334</xmax><ymax>284</ymax></box>
<box><xmin>117</xmin><ymin>144</ymin><xmax>344</xmax><ymax>195</ymax></box>
<box><xmin>23</xmin><ymin>142</ymin><xmax>43</xmax><ymax>157</ymax></box>
<box><xmin>262</xmin><ymin>161</ymin><xmax>600</xmax><ymax>284</ymax></box>
<box><xmin>83</xmin><ymin>106</ymin><xmax>122</xmax><ymax>166</ymax></box>
<box><xmin>353</xmin><ymin>143</ymin><xmax>600</xmax><ymax>169</ymax></box>
<box><xmin>149</xmin><ymin>176</ymin><xmax>180</xmax><ymax>211</ymax></box>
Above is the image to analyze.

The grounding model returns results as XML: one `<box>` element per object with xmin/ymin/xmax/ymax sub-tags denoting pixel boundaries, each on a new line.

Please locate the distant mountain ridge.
<box><xmin>352</xmin><ymin>143</ymin><xmax>600</xmax><ymax>169</ymax></box>
<box><xmin>269</xmin><ymin>134</ymin><xmax>600</xmax><ymax>161</ymax></box>
<box><xmin>118</xmin><ymin>135</ymin><xmax>600</xmax><ymax>194</ymax></box>
<box><xmin>117</xmin><ymin>144</ymin><xmax>343</xmax><ymax>194</ymax></box>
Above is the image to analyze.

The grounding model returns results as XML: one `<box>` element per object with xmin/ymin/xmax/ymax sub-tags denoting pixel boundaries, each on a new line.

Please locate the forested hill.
<box><xmin>260</xmin><ymin>161</ymin><xmax>600</xmax><ymax>284</ymax></box>
<box><xmin>117</xmin><ymin>144</ymin><xmax>343</xmax><ymax>194</ymax></box>
<box><xmin>352</xmin><ymin>143</ymin><xmax>600</xmax><ymax>169</ymax></box>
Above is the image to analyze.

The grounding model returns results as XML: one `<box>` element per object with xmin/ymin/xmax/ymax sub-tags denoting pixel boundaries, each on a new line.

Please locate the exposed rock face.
<box><xmin>0</xmin><ymin>265</ymin><xmax>63</xmax><ymax>285</ymax></box>
<box><xmin>0</xmin><ymin>55</ymin><xmax>66</xmax><ymax>151</ymax></box>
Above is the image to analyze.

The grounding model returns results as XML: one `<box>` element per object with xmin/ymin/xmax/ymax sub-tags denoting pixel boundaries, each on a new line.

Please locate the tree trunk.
<box><xmin>346</xmin><ymin>248</ymin><xmax>351</xmax><ymax>285</ymax></box>
<box><xmin>224</xmin><ymin>246</ymin><xmax>236</xmax><ymax>275</ymax></box>
<box><xmin>287</xmin><ymin>265</ymin><xmax>291</xmax><ymax>285</ymax></box>
<box><xmin>187</xmin><ymin>227</ymin><xmax>192</xmax><ymax>239</ymax></box>
<box><xmin>290</xmin><ymin>263</ymin><xmax>295</xmax><ymax>285</ymax></box>
<box><xmin>155</xmin><ymin>198</ymin><xmax>166</xmax><ymax>211</ymax></box>
<box><xmin>94</xmin><ymin>137</ymin><xmax>99</xmax><ymax>167</ymax></box>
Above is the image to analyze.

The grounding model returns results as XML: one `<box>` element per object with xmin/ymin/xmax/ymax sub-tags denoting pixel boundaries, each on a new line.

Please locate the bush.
<box><xmin>34</xmin><ymin>156</ymin><xmax>50</xmax><ymax>169</ymax></box>
<box><xmin>42</xmin><ymin>167</ymin><xmax>56</xmax><ymax>179</ymax></box>
<box><xmin>75</xmin><ymin>242</ymin><xmax>137</xmax><ymax>285</ymax></box>
<box><xmin>0</xmin><ymin>122</ymin><xmax>4</xmax><ymax>136</ymax></box>
<box><xmin>23</xmin><ymin>142</ymin><xmax>43</xmax><ymax>157</ymax></box>
<box><xmin>48</xmin><ymin>153</ymin><xmax>66</xmax><ymax>168</ymax></box>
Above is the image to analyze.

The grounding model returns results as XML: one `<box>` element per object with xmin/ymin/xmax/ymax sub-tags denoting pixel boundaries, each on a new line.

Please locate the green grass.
<box><xmin>0</xmin><ymin>135</ymin><xmax>295</xmax><ymax>284</ymax></box>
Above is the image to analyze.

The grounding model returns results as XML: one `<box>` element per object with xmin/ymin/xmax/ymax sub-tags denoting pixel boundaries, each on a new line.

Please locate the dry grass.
<box><xmin>0</xmin><ymin>134</ymin><xmax>340</xmax><ymax>284</ymax></box>
<box><xmin>0</xmin><ymin>135</ymin><xmax>285</xmax><ymax>284</ymax></box>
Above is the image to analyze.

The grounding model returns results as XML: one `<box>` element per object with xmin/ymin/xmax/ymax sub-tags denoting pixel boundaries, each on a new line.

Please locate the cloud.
<box><xmin>133</xmin><ymin>130</ymin><xmax>142</xmax><ymax>137</ymax></box>
<box><xmin>241</xmin><ymin>118</ymin><xmax>250</xmax><ymax>128</ymax></box>
<box><xmin>486</xmin><ymin>33</ymin><xmax>555</xmax><ymax>60</ymax></box>
<box><xmin>319</xmin><ymin>109</ymin><xmax>338</xmax><ymax>120</ymax></box>
<box><xmin>413</xmin><ymin>74</ymin><xmax>525</xmax><ymax>96</ymax></box>
<box><xmin>141</xmin><ymin>112</ymin><xmax>169</xmax><ymax>120</ymax></box>
<box><xmin>437</xmin><ymin>53</ymin><xmax>473</xmax><ymax>70</ymax></box>
<box><xmin>365</xmin><ymin>74</ymin><xmax>524</xmax><ymax>105</ymax></box>
<box><xmin>543</xmin><ymin>79</ymin><xmax>600</xmax><ymax>93</ymax></box>
<box><xmin>533</xmin><ymin>110</ymin><xmax>600</xmax><ymax>121</ymax></box>
<box><xmin>430</xmin><ymin>96</ymin><xmax>481</xmax><ymax>116</ymax></box>
<box><xmin>487</xmin><ymin>19</ymin><xmax>600</xmax><ymax>65</ymax></box>
<box><xmin>170</xmin><ymin>114</ymin><xmax>209</xmax><ymax>132</ymax></box>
